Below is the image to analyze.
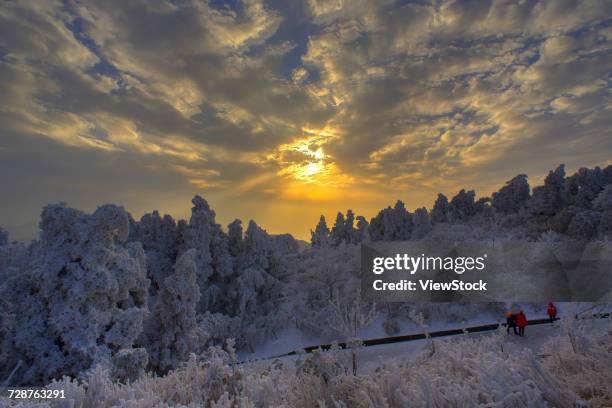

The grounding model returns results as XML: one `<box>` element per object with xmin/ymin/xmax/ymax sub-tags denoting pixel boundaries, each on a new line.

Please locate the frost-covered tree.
<box><xmin>183</xmin><ymin>196</ymin><xmax>215</xmax><ymax>311</ymax></box>
<box><xmin>549</xmin><ymin>206</ymin><xmax>580</xmax><ymax>234</ymax></box>
<box><xmin>565</xmin><ymin>166</ymin><xmax>607</xmax><ymax>208</ymax></box>
<box><xmin>345</xmin><ymin>209</ymin><xmax>355</xmax><ymax>231</ymax></box>
<box><xmin>330</xmin><ymin>212</ymin><xmax>346</xmax><ymax>247</ymax></box>
<box><xmin>491</xmin><ymin>174</ymin><xmax>530</xmax><ymax>214</ymax></box>
<box><xmin>227</xmin><ymin>219</ymin><xmax>244</xmax><ymax>257</ymax></box>
<box><xmin>183</xmin><ymin>196</ymin><xmax>233</xmax><ymax>314</ymax></box>
<box><xmin>355</xmin><ymin>215</ymin><xmax>370</xmax><ymax>242</ymax></box>
<box><xmin>129</xmin><ymin>211</ymin><xmax>180</xmax><ymax>300</ymax></box>
<box><xmin>475</xmin><ymin>197</ymin><xmax>492</xmax><ymax>217</ymax></box>
<box><xmin>593</xmin><ymin>185</ymin><xmax>612</xmax><ymax>237</ymax></box>
<box><xmin>0</xmin><ymin>228</ymin><xmax>28</xmax><ymax>383</ymax></box>
<box><xmin>531</xmin><ymin>164</ymin><xmax>566</xmax><ymax>217</ymax></box>
<box><xmin>144</xmin><ymin>249</ymin><xmax>204</xmax><ymax>373</ymax></box>
<box><xmin>448</xmin><ymin>189</ymin><xmax>477</xmax><ymax>221</ymax></box>
<box><xmin>0</xmin><ymin>227</ymin><xmax>8</xmax><ymax>246</ymax></box>
<box><xmin>269</xmin><ymin>233</ymin><xmax>300</xmax><ymax>280</ymax></box>
<box><xmin>593</xmin><ymin>184</ymin><xmax>612</xmax><ymax>212</ymax></box>
<box><xmin>431</xmin><ymin>193</ymin><xmax>450</xmax><ymax>223</ymax></box>
<box><xmin>412</xmin><ymin>207</ymin><xmax>432</xmax><ymax>239</ymax></box>
<box><xmin>311</xmin><ymin>215</ymin><xmax>330</xmax><ymax>248</ymax></box>
<box><xmin>8</xmin><ymin>204</ymin><xmax>150</xmax><ymax>384</ymax></box>
<box><xmin>326</xmin><ymin>210</ymin><xmax>364</xmax><ymax>246</ymax></box>
<box><xmin>369</xmin><ymin>200</ymin><xmax>413</xmax><ymax>241</ymax></box>
<box><xmin>232</xmin><ymin>221</ymin><xmax>286</xmax><ymax>349</ymax></box>
<box><xmin>567</xmin><ymin>210</ymin><xmax>600</xmax><ymax>239</ymax></box>
<box><xmin>289</xmin><ymin>243</ymin><xmax>361</xmax><ymax>336</ymax></box>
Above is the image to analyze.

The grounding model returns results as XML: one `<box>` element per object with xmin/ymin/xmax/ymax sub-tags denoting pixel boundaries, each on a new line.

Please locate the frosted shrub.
<box><xmin>541</xmin><ymin>322</ymin><xmax>612</xmax><ymax>406</ymax></box>
<box><xmin>111</xmin><ymin>348</ymin><xmax>149</xmax><ymax>383</ymax></box>
<box><xmin>3</xmin><ymin>327</ymin><xmax>611</xmax><ymax>408</ymax></box>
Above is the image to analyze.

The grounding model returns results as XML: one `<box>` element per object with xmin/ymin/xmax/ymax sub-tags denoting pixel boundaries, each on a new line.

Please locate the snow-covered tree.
<box><xmin>233</xmin><ymin>221</ymin><xmax>286</xmax><ymax>349</ymax></box>
<box><xmin>448</xmin><ymin>189</ymin><xmax>477</xmax><ymax>221</ymax></box>
<box><xmin>9</xmin><ymin>204</ymin><xmax>150</xmax><ymax>384</ymax></box>
<box><xmin>531</xmin><ymin>164</ymin><xmax>566</xmax><ymax>217</ymax></box>
<box><xmin>491</xmin><ymin>174</ymin><xmax>530</xmax><ymax>214</ymax></box>
<box><xmin>227</xmin><ymin>219</ymin><xmax>244</xmax><ymax>257</ymax></box>
<box><xmin>330</xmin><ymin>212</ymin><xmax>347</xmax><ymax>247</ymax></box>
<box><xmin>144</xmin><ymin>249</ymin><xmax>204</xmax><ymax>373</ymax></box>
<box><xmin>431</xmin><ymin>193</ymin><xmax>450</xmax><ymax>223</ymax></box>
<box><xmin>182</xmin><ymin>196</ymin><xmax>215</xmax><ymax>312</ymax></box>
<box><xmin>0</xmin><ymin>227</ymin><xmax>8</xmax><ymax>246</ymax></box>
<box><xmin>311</xmin><ymin>215</ymin><xmax>330</xmax><ymax>248</ymax></box>
<box><xmin>412</xmin><ymin>207</ymin><xmax>432</xmax><ymax>239</ymax></box>
<box><xmin>567</xmin><ymin>210</ymin><xmax>600</xmax><ymax>239</ymax></box>
<box><xmin>183</xmin><ymin>196</ymin><xmax>233</xmax><ymax>314</ymax></box>
<box><xmin>369</xmin><ymin>200</ymin><xmax>413</xmax><ymax>241</ymax></box>
<box><xmin>593</xmin><ymin>185</ymin><xmax>612</xmax><ymax>237</ymax></box>
<box><xmin>129</xmin><ymin>211</ymin><xmax>180</xmax><ymax>300</ymax></box>
<box><xmin>325</xmin><ymin>210</ymin><xmax>365</xmax><ymax>246</ymax></box>
<box><xmin>355</xmin><ymin>215</ymin><xmax>370</xmax><ymax>242</ymax></box>
<box><xmin>269</xmin><ymin>233</ymin><xmax>300</xmax><ymax>279</ymax></box>
<box><xmin>289</xmin><ymin>243</ymin><xmax>361</xmax><ymax>336</ymax></box>
<box><xmin>0</xmin><ymin>228</ymin><xmax>28</xmax><ymax>384</ymax></box>
<box><xmin>565</xmin><ymin>166</ymin><xmax>607</xmax><ymax>208</ymax></box>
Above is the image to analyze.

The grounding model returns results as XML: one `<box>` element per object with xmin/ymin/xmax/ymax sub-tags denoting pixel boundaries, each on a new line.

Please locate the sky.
<box><xmin>0</xmin><ymin>0</ymin><xmax>611</xmax><ymax>241</ymax></box>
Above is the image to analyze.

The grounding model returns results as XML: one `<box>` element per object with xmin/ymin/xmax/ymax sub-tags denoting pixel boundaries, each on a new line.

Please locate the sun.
<box><xmin>301</xmin><ymin>162</ymin><xmax>322</xmax><ymax>178</ymax></box>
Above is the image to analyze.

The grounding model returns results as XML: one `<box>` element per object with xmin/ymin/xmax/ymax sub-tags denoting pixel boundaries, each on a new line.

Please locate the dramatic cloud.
<box><xmin>1</xmin><ymin>0</ymin><xmax>610</xmax><ymax>240</ymax></box>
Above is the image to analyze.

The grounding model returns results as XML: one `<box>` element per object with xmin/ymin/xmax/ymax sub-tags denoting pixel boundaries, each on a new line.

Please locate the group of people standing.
<box><xmin>506</xmin><ymin>310</ymin><xmax>528</xmax><ymax>336</ymax></box>
<box><xmin>505</xmin><ymin>302</ymin><xmax>557</xmax><ymax>337</ymax></box>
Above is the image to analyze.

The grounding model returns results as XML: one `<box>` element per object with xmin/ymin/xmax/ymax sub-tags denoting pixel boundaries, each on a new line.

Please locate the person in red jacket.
<box><xmin>516</xmin><ymin>310</ymin><xmax>527</xmax><ymax>336</ymax></box>
<box><xmin>547</xmin><ymin>302</ymin><xmax>557</xmax><ymax>324</ymax></box>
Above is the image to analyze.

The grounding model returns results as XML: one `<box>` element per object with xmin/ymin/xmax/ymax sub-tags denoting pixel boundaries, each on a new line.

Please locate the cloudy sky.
<box><xmin>1</xmin><ymin>0</ymin><xmax>611</xmax><ymax>241</ymax></box>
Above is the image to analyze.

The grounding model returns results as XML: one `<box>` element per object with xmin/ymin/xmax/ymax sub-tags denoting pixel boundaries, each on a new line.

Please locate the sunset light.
<box><xmin>1</xmin><ymin>1</ymin><xmax>611</xmax><ymax>403</ymax></box>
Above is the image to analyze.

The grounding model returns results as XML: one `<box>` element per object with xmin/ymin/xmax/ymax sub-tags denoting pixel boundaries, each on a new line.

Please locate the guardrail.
<box><xmin>241</xmin><ymin>312</ymin><xmax>609</xmax><ymax>362</ymax></box>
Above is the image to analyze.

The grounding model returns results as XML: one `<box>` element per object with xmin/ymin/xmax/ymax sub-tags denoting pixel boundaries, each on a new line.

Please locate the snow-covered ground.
<box><xmin>356</xmin><ymin>317</ymin><xmax>609</xmax><ymax>374</ymax></box>
<box><xmin>239</xmin><ymin>314</ymin><xmax>610</xmax><ymax>373</ymax></box>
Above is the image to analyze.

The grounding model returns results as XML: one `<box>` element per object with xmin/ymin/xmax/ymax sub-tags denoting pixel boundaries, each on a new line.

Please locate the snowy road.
<box><xmin>239</xmin><ymin>315</ymin><xmax>610</xmax><ymax>375</ymax></box>
<box><xmin>348</xmin><ymin>317</ymin><xmax>608</xmax><ymax>374</ymax></box>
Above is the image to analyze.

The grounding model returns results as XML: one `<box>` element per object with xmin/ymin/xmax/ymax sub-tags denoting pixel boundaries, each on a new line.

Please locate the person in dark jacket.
<box><xmin>547</xmin><ymin>302</ymin><xmax>557</xmax><ymax>324</ymax></box>
<box><xmin>506</xmin><ymin>311</ymin><xmax>517</xmax><ymax>335</ymax></box>
<box><xmin>516</xmin><ymin>310</ymin><xmax>527</xmax><ymax>336</ymax></box>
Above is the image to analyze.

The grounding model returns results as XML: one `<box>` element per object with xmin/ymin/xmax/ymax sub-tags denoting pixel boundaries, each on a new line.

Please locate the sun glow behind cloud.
<box><xmin>274</xmin><ymin>129</ymin><xmax>350</xmax><ymax>185</ymax></box>
<box><xmin>0</xmin><ymin>0</ymin><xmax>610</xmax><ymax>241</ymax></box>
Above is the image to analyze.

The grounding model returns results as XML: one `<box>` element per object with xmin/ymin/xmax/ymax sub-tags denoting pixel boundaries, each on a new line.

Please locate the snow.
<box><xmin>239</xmin><ymin>315</ymin><xmax>610</xmax><ymax>376</ymax></box>
<box><xmin>238</xmin><ymin>307</ymin><xmax>551</xmax><ymax>362</ymax></box>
